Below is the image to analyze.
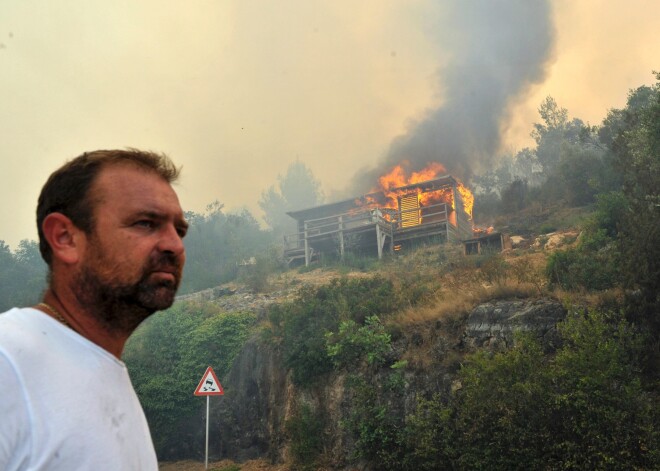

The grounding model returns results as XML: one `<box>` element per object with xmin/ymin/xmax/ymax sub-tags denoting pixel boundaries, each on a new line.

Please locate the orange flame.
<box><xmin>371</xmin><ymin>162</ymin><xmax>474</xmax><ymax>220</ymax></box>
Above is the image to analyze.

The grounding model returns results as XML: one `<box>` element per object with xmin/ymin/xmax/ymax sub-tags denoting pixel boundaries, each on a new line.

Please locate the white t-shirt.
<box><xmin>0</xmin><ymin>308</ymin><xmax>158</xmax><ymax>470</ymax></box>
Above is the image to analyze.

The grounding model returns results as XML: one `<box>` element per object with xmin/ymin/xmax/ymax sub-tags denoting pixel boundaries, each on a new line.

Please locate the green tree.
<box><xmin>0</xmin><ymin>241</ymin><xmax>18</xmax><ymax>310</ymax></box>
<box><xmin>0</xmin><ymin>239</ymin><xmax>47</xmax><ymax>311</ymax></box>
<box><xmin>531</xmin><ymin>96</ymin><xmax>586</xmax><ymax>173</ymax></box>
<box><xmin>181</xmin><ymin>201</ymin><xmax>273</xmax><ymax>293</ymax></box>
<box><xmin>609</xmin><ymin>74</ymin><xmax>660</xmax><ymax>333</ymax></box>
<box><xmin>556</xmin><ymin>143</ymin><xmax>606</xmax><ymax>205</ymax></box>
<box><xmin>259</xmin><ymin>161</ymin><xmax>324</xmax><ymax>236</ymax></box>
<box><xmin>500</xmin><ymin>178</ymin><xmax>529</xmax><ymax>213</ymax></box>
<box><xmin>123</xmin><ymin>301</ymin><xmax>256</xmax><ymax>457</ymax></box>
<box><xmin>407</xmin><ymin>311</ymin><xmax>659</xmax><ymax>470</ymax></box>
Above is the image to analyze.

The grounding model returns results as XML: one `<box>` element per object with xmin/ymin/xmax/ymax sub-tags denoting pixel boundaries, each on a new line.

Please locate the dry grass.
<box><xmin>390</xmin><ymin>265</ymin><xmax>547</xmax><ymax>329</ymax></box>
<box><xmin>551</xmin><ymin>287</ymin><xmax>625</xmax><ymax>312</ymax></box>
<box><xmin>268</xmin><ymin>267</ymin><xmax>372</xmax><ymax>292</ymax></box>
<box><xmin>383</xmin><ymin>245</ymin><xmax>554</xmax><ymax>369</ymax></box>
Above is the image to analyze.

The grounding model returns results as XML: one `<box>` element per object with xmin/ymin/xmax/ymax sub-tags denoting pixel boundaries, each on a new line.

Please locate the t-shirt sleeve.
<box><xmin>0</xmin><ymin>352</ymin><xmax>31</xmax><ymax>471</ymax></box>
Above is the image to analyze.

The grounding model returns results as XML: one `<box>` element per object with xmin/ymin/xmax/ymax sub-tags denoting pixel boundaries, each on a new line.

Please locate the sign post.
<box><xmin>194</xmin><ymin>366</ymin><xmax>224</xmax><ymax>469</ymax></box>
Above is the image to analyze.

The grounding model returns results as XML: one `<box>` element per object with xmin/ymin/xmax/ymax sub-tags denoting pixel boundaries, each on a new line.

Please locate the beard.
<box><xmin>72</xmin><ymin>251</ymin><xmax>183</xmax><ymax>334</ymax></box>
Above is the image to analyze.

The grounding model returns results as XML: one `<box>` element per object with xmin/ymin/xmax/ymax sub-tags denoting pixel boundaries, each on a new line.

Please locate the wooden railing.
<box><xmin>283</xmin><ymin>201</ymin><xmax>461</xmax><ymax>250</ymax></box>
<box><xmin>284</xmin><ymin>207</ymin><xmax>386</xmax><ymax>250</ymax></box>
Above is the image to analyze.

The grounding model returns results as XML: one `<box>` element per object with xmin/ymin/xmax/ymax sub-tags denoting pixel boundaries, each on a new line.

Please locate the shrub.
<box><xmin>326</xmin><ymin>316</ymin><xmax>392</xmax><ymax>369</ymax></box>
<box><xmin>478</xmin><ymin>253</ymin><xmax>511</xmax><ymax>286</ymax></box>
<box><xmin>285</xmin><ymin>404</ymin><xmax>325</xmax><ymax>471</ymax></box>
<box><xmin>267</xmin><ymin>276</ymin><xmax>402</xmax><ymax>386</ymax></box>
<box><xmin>405</xmin><ymin>310</ymin><xmax>659</xmax><ymax>470</ymax></box>
<box><xmin>546</xmin><ymin>221</ymin><xmax>620</xmax><ymax>291</ymax></box>
<box><xmin>123</xmin><ymin>302</ymin><xmax>256</xmax><ymax>457</ymax></box>
<box><xmin>344</xmin><ymin>375</ymin><xmax>408</xmax><ymax>471</ymax></box>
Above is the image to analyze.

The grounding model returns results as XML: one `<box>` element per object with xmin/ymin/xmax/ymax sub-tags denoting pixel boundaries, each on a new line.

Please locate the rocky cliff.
<box><xmin>202</xmin><ymin>297</ymin><xmax>566</xmax><ymax>467</ymax></box>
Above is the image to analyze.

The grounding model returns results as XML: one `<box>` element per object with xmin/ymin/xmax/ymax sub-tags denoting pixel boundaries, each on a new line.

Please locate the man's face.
<box><xmin>72</xmin><ymin>163</ymin><xmax>188</xmax><ymax>332</ymax></box>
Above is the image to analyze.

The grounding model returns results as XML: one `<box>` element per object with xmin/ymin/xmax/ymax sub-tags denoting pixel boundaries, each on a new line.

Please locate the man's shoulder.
<box><xmin>0</xmin><ymin>308</ymin><xmax>44</xmax><ymax>354</ymax></box>
<box><xmin>0</xmin><ymin>307</ymin><xmax>35</xmax><ymax>334</ymax></box>
<box><xmin>0</xmin><ymin>307</ymin><xmax>42</xmax><ymax>331</ymax></box>
<box><xmin>0</xmin><ymin>307</ymin><xmax>66</xmax><ymax>360</ymax></box>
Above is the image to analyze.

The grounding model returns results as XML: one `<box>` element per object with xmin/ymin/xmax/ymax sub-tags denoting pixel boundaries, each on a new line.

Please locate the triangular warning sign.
<box><xmin>194</xmin><ymin>366</ymin><xmax>224</xmax><ymax>396</ymax></box>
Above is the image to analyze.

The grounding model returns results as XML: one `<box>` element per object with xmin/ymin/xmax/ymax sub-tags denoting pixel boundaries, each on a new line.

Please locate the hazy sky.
<box><xmin>1</xmin><ymin>0</ymin><xmax>658</xmax><ymax>249</ymax></box>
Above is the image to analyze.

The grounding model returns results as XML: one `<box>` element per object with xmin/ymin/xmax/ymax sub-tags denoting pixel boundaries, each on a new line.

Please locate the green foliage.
<box><xmin>326</xmin><ymin>316</ymin><xmax>392</xmax><ymax>369</ymax></box>
<box><xmin>532</xmin><ymin>96</ymin><xmax>585</xmax><ymax>174</ymax></box>
<box><xmin>210</xmin><ymin>465</ymin><xmax>240</xmax><ymax>471</ymax></box>
<box><xmin>543</xmin><ymin>72</ymin><xmax>660</xmax><ymax>316</ymax></box>
<box><xmin>606</xmin><ymin>73</ymin><xmax>660</xmax><ymax>332</ymax></box>
<box><xmin>450</xmin><ymin>335</ymin><xmax>551</xmax><ymax>470</ymax></box>
<box><xmin>344</xmin><ymin>375</ymin><xmax>408</xmax><ymax>471</ymax></box>
<box><xmin>546</xmin><ymin>223</ymin><xmax>619</xmax><ymax>291</ymax></box>
<box><xmin>336</xmin><ymin>252</ymin><xmax>380</xmax><ymax>272</ymax></box>
<box><xmin>405</xmin><ymin>310</ymin><xmax>659</xmax><ymax>470</ymax></box>
<box><xmin>265</xmin><ymin>276</ymin><xmax>401</xmax><ymax>386</ymax></box>
<box><xmin>396</xmin><ymin>271</ymin><xmax>436</xmax><ymax>307</ymax></box>
<box><xmin>0</xmin><ymin>239</ymin><xmax>47</xmax><ymax>311</ymax></box>
<box><xmin>546</xmin><ymin>311</ymin><xmax>656</xmax><ymax>468</ymax></box>
<box><xmin>259</xmin><ymin>161</ymin><xmax>324</xmax><ymax>236</ymax></box>
<box><xmin>181</xmin><ymin>202</ymin><xmax>274</xmax><ymax>294</ymax></box>
<box><xmin>285</xmin><ymin>403</ymin><xmax>325</xmax><ymax>471</ymax></box>
<box><xmin>546</xmin><ymin>246</ymin><xmax>615</xmax><ymax>291</ymax></box>
<box><xmin>404</xmin><ymin>394</ymin><xmax>453</xmax><ymax>470</ymax></box>
<box><xmin>266</xmin><ymin>292</ymin><xmax>337</xmax><ymax>387</ymax></box>
<box><xmin>556</xmin><ymin>143</ymin><xmax>606</xmax><ymax>205</ymax></box>
<box><xmin>123</xmin><ymin>301</ymin><xmax>256</xmax><ymax>457</ymax></box>
<box><xmin>500</xmin><ymin>178</ymin><xmax>529</xmax><ymax>213</ymax></box>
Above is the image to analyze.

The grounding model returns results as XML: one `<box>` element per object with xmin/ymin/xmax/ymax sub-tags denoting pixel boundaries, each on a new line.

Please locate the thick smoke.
<box><xmin>350</xmin><ymin>0</ymin><xmax>555</xmax><ymax>193</ymax></box>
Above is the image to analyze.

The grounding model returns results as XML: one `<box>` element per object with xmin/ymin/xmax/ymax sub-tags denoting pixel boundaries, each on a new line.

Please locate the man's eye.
<box><xmin>135</xmin><ymin>220</ymin><xmax>155</xmax><ymax>229</ymax></box>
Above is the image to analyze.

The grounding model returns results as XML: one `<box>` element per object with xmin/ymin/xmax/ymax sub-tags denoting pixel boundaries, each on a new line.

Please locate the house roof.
<box><xmin>286</xmin><ymin>175</ymin><xmax>459</xmax><ymax>221</ymax></box>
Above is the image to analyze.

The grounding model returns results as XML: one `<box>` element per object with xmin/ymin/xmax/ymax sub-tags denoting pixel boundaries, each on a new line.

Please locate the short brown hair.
<box><xmin>37</xmin><ymin>149</ymin><xmax>181</xmax><ymax>265</ymax></box>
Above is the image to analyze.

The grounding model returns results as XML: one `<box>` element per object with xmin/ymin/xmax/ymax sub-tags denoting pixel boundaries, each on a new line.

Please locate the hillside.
<box><xmin>135</xmin><ymin>215</ymin><xmax>657</xmax><ymax>470</ymax></box>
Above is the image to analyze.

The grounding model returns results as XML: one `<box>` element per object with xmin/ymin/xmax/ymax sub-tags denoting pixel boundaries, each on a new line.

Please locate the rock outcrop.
<box><xmin>464</xmin><ymin>298</ymin><xmax>566</xmax><ymax>351</ymax></box>
<box><xmin>200</xmin><ymin>297</ymin><xmax>566</xmax><ymax>465</ymax></box>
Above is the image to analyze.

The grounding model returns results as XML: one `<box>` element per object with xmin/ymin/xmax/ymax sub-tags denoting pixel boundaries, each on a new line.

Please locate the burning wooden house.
<box><xmin>284</xmin><ymin>174</ymin><xmax>473</xmax><ymax>266</ymax></box>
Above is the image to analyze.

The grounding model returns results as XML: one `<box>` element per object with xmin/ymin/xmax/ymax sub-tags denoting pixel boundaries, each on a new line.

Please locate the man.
<box><xmin>0</xmin><ymin>149</ymin><xmax>188</xmax><ymax>470</ymax></box>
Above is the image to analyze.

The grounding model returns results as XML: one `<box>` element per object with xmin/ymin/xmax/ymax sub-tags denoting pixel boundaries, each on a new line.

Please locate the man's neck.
<box><xmin>40</xmin><ymin>288</ymin><xmax>129</xmax><ymax>358</ymax></box>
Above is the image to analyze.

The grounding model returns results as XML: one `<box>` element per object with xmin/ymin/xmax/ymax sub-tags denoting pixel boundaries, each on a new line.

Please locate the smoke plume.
<box><xmin>350</xmin><ymin>0</ymin><xmax>555</xmax><ymax>193</ymax></box>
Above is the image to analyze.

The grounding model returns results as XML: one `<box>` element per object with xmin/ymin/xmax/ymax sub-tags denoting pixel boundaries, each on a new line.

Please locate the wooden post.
<box><xmin>339</xmin><ymin>216</ymin><xmax>345</xmax><ymax>260</ymax></box>
<box><xmin>304</xmin><ymin>222</ymin><xmax>310</xmax><ymax>266</ymax></box>
<box><xmin>376</xmin><ymin>223</ymin><xmax>383</xmax><ymax>260</ymax></box>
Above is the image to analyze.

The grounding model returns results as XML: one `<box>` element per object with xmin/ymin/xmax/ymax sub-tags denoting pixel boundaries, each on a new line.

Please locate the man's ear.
<box><xmin>42</xmin><ymin>213</ymin><xmax>85</xmax><ymax>265</ymax></box>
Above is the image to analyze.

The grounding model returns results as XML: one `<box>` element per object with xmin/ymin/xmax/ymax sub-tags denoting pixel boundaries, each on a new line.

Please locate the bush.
<box><xmin>266</xmin><ymin>276</ymin><xmax>402</xmax><ymax>386</ymax></box>
<box><xmin>326</xmin><ymin>316</ymin><xmax>392</xmax><ymax>369</ymax></box>
<box><xmin>405</xmin><ymin>310</ymin><xmax>659</xmax><ymax>470</ymax></box>
<box><xmin>123</xmin><ymin>302</ymin><xmax>256</xmax><ymax>457</ymax></box>
<box><xmin>546</xmin><ymin>227</ymin><xmax>619</xmax><ymax>291</ymax></box>
<box><xmin>344</xmin><ymin>375</ymin><xmax>408</xmax><ymax>471</ymax></box>
<box><xmin>285</xmin><ymin>404</ymin><xmax>325</xmax><ymax>470</ymax></box>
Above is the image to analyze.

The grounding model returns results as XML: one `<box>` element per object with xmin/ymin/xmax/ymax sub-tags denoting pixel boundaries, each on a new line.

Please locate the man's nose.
<box><xmin>158</xmin><ymin>224</ymin><xmax>185</xmax><ymax>256</ymax></box>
